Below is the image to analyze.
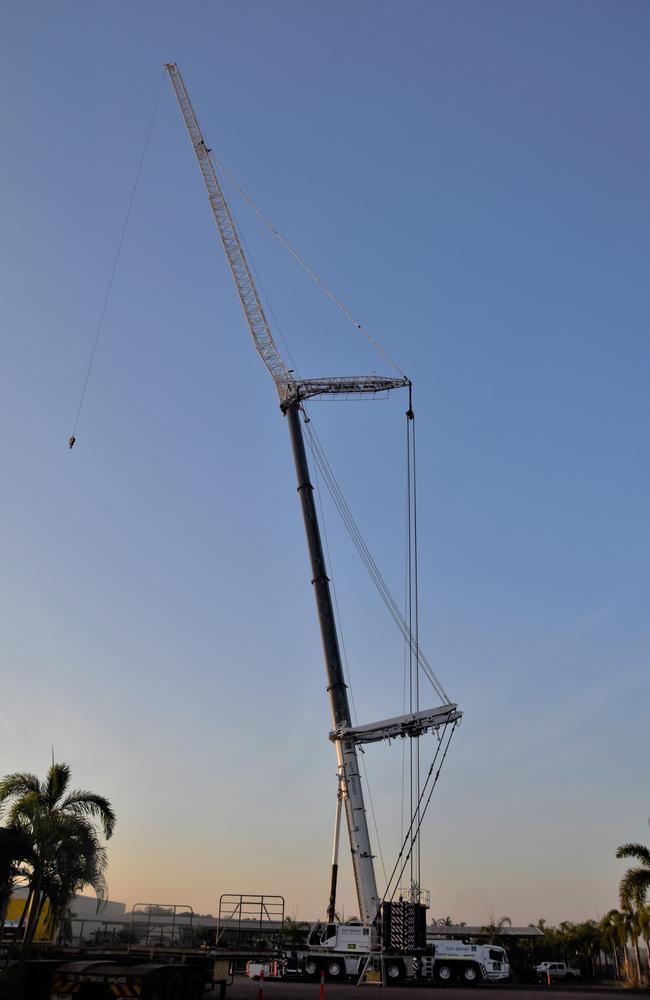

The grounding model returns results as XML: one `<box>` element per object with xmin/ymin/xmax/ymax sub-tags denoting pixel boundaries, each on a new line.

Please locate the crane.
<box><xmin>164</xmin><ymin>64</ymin><xmax>460</xmax><ymax>929</ymax></box>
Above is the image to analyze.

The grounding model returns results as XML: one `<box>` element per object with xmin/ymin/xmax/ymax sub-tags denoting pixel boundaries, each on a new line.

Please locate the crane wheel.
<box><xmin>385</xmin><ymin>960</ymin><xmax>405</xmax><ymax>983</ymax></box>
<box><xmin>327</xmin><ymin>960</ymin><xmax>344</xmax><ymax>980</ymax></box>
<box><xmin>304</xmin><ymin>958</ymin><xmax>320</xmax><ymax>979</ymax></box>
<box><xmin>436</xmin><ymin>963</ymin><xmax>454</xmax><ymax>983</ymax></box>
<box><xmin>463</xmin><ymin>964</ymin><xmax>480</xmax><ymax>984</ymax></box>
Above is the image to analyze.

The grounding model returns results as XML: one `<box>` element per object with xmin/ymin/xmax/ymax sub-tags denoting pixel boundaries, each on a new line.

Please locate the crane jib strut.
<box><xmin>164</xmin><ymin>63</ymin><xmax>462</xmax><ymax>929</ymax></box>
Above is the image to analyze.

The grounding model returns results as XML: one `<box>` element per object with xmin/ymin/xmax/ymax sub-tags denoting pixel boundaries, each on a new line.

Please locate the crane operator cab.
<box><xmin>307</xmin><ymin>921</ymin><xmax>371</xmax><ymax>953</ymax></box>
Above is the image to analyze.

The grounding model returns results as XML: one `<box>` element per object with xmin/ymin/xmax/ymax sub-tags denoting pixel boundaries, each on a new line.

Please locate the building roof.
<box><xmin>428</xmin><ymin>925</ymin><xmax>543</xmax><ymax>939</ymax></box>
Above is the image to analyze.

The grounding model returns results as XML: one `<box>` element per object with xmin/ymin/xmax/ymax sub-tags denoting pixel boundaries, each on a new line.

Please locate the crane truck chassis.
<box><xmin>259</xmin><ymin>921</ymin><xmax>510</xmax><ymax>985</ymax></box>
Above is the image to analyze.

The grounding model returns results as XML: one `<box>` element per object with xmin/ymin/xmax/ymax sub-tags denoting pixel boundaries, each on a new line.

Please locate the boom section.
<box><xmin>286</xmin><ymin>401</ymin><xmax>380</xmax><ymax>925</ymax></box>
<box><xmin>165</xmin><ymin>63</ymin><xmax>291</xmax><ymax>397</ymax></box>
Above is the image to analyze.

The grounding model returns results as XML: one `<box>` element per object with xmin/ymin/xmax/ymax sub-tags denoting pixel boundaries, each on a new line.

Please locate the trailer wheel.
<box><xmin>385</xmin><ymin>960</ymin><xmax>405</xmax><ymax>983</ymax></box>
<box><xmin>142</xmin><ymin>973</ymin><xmax>163</xmax><ymax>1000</ymax></box>
<box><xmin>185</xmin><ymin>974</ymin><xmax>204</xmax><ymax>1000</ymax></box>
<box><xmin>463</xmin><ymin>964</ymin><xmax>480</xmax><ymax>984</ymax></box>
<box><xmin>184</xmin><ymin>971</ymin><xmax>204</xmax><ymax>1000</ymax></box>
<box><xmin>164</xmin><ymin>970</ymin><xmax>184</xmax><ymax>1000</ymax></box>
<box><xmin>436</xmin><ymin>962</ymin><xmax>454</xmax><ymax>983</ymax></box>
<box><xmin>304</xmin><ymin>958</ymin><xmax>320</xmax><ymax>979</ymax></box>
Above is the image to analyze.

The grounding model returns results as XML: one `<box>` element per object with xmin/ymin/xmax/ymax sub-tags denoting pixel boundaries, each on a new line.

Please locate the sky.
<box><xmin>0</xmin><ymin>1</ymin><xmax>648</xmax><ymax>927</ymax></box>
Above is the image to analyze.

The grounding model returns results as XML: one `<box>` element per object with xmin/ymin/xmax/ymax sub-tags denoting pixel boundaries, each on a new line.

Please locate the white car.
<box><xmin>536</xmin><ymin>961</ymin><xmax>581</xmax><ymax>980</ymax></box>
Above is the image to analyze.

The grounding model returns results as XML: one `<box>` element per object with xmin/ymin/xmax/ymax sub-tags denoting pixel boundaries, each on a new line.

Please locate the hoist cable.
<box><xmin>387</xmin><ymin>720</ymin><xmax>458</xmax><ymax>905</ymax></box>
<box><xmin>69</xmin><ymin>69</ymin><xmax>166</xmax><ymax>445</ymax></box>
<box><xmin>214</xmin><ymin>156</ymin><xmax>407</xmax><ymax>379</ymax></box>
<box><xmin>406</xmin><ymin>408</ymin><xmax>414</xmax><ymax>886</ymax></box>
<box><xmin>409</xmin><ymin>408</ymin><xmax>422</xmax><ymax>890</ymax></box>
<box><xmin>371</xmin><ymin>718</ymin><xmax>458</xmax><ymax>921</ymax></box>
<box><xmin>307</xmin><ymin>419</ymin><xmax>447</xmax><ymax>701</ymax></box>
<box><xmin>303</xmin><ymin>421</ymin><xmax>451</xmax><ymax>705</ymax></box>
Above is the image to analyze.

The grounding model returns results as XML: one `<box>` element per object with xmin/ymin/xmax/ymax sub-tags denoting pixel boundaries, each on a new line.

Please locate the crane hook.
<box><xmin>68</xmin><ymin>436</ymin><xmax>76</xmax><ymax>449</ymax></box>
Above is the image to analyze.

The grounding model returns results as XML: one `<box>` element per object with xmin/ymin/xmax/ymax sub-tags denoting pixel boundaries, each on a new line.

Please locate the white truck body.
<box><xmin>422</xmin><ymin>940</ymin><xmax>510</xmax><ymax>982</ymax></box>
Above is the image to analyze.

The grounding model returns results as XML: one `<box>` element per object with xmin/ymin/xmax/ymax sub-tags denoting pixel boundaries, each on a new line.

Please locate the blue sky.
<box><xmin>1</xmin><ymin>1</ymin><xmax>648</xmax><ymax>924</ymax></box>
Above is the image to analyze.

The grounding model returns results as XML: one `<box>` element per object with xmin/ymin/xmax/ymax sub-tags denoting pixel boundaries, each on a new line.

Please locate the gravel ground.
<box><xmin>219</xmin><ymin>977</ymin><xmax>644</xmax><ymax>1000</ymax></box>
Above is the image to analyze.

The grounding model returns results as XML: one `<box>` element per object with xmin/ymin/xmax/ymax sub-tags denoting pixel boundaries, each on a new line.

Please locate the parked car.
<box><xmin>536</xmin><ymin>961</ymin><xmax>582</xmax><ymax>981</ymax></box>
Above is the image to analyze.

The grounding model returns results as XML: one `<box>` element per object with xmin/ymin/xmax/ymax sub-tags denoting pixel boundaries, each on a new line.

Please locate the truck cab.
<box><xmin>306</xmin><ymin>921</ymin><xmax>371</xmax><ymax>953</ymax></box>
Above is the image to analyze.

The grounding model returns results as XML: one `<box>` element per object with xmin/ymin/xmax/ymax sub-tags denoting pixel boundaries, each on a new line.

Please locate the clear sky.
<box><xmin>1</xmin><ymin>1</ymin><xmax>648</xmax><ymax>926</ymax></box>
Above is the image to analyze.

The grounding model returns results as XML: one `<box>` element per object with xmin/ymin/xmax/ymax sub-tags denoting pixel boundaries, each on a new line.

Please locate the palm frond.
<box><xmin>619</xmin><ymin>867</ymin><xmax>650</xmax><ymax>911</ymax></box>
<box><xmin>0</xmin><ymin>772</ymin><xmax>40</xmax><ymax>802</ymax></box>
<box><xmin>5</xmin><ymin>791</ymin><xmax>40</xmax><ymax>826</ymax></box>
<box><xmin>46</xmin><ymin>763</ymin><xmax>71</xmax><ymax>807</ymax></box>
<box><xmin>616</xmin><ymin>842</ymin><xmax>650</xmax><ymax>867</ymax></box>
<box><xmin>59</xmin><ymin>791</ymin><xmax>116</xmax><ymax>839</ymax></box>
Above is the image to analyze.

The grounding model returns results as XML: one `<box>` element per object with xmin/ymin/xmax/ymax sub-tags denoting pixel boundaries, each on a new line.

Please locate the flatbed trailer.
<box><xmin>1</xmin><ymin>945</ymin><xmax>233</xmax><ymax>1000</ymax></box>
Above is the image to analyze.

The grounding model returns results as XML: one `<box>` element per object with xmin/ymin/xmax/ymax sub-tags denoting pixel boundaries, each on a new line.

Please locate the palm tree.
<box><xmin>0</xmin><ymin>762</ymin><xmax>115</xmax><ymax>951</ymax></box>
<box><xmin>637</xmin><ymin>906</ymin><xmax>650</xmax><ymax>982</ymax></box>
<box><xmin>616</xmin><ymin>843</ymin><xmax>650</xmax><ymax>911</ymax></box>
<box><xmin>279</xmin><ymin>917</ymin><xmax>309</xmax><ymax>947</ymax></box>
<box><xmin>616</xmin><ymin>841</ymin><xmax>650</xmax><ymax>983</ymax></box>
<box><xmin>481</xmin><ymin>913</ymin><xmax>512</xmax><ymax>945</ymax></box>
<box><xmin>598</xmin><ymin>909</ymin><xmax>623</xmax><ymax>980</ymax></box>
<box><xmin>0</xmin><ymin>826</ymin><xmax>33</xmax><ymax>928</ymax></box>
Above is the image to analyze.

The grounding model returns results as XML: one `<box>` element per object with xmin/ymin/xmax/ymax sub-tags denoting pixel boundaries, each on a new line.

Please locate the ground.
<box><xmin>220</xmin><ymin>979</ymin><xmax>646</xmax><ymax>1000</ymax></box>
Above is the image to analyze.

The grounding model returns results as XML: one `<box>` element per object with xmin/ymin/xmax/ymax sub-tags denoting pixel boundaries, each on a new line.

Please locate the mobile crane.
<box><xmin>164</xmin><ymin>63</ymin><xmax>463</xmax><ymax>978</ymax></box>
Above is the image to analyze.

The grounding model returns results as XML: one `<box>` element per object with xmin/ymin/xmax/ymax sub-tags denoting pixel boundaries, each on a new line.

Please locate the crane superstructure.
<box><xmin>165</xmin><ymin>64</ymin><xmax>460</xmax><ymax>929</ymax></box>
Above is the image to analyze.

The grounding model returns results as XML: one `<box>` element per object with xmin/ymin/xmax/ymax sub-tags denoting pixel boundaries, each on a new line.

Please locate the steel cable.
<box><xmin>303</xmin><ymin>420</ymin><xmax>451</xmax><ymax>705</ymax></box>
<box><xmin>69</xmin><ymin>69</ymin><xmax>166</xmax><ymax>445</ymax></box>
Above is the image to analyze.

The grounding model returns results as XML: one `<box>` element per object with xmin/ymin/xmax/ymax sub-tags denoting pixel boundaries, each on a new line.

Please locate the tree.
<box><xmin>616</xmin><ymin>843</ymin><xmax>650</xmax><ymax>911</ymax></box>
<box><xmin>279</xmin><ymin>917</ymin><xmax>309</xmax><ymax>947</ymax></box>
<box><xmin>616</xmin><ymin>841</ymin><xmax>650</xmax><ymax>984</ymax></box>
<box><xmin>0</xmin><ymin>762</ymin><xmax>115</xmax><ymax>952</ymax></box>
<box><xmin>0</xmin><ymin>826</ymin><xmax>33</xmax><ymax>931</ymax></box>
<box><xmin>598</xmin><ymin>909</ymin><xmax>624</xmax><ymax>980</ymax></box>
<box><xmin>481</xmin><ymin>912</ymin><xmax>512</xmax><ymax>945</ymax></box>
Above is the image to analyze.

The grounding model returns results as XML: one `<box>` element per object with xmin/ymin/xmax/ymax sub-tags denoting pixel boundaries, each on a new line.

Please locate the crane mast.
<box><xmin>165</xmin><ymin>62</ymin><xmax>389</xmax><ymax>924</ymax></box>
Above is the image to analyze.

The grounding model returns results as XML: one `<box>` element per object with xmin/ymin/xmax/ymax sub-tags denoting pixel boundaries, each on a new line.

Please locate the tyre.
<box><xmin>185</xmin><ymin>972</ymin><xmax>204</xmax><ymax>1000</ymax></box>
<box><xmin>163</xmin><ymin>971</ymin><xmax>184</xmax><ymax>1000</ymax></box>
<box><xmin>142</xmin><ymin>974</ymin><xmax>163</xmax><ymax>1000</ymax></box>
<box><xmin>385</xmin><ymin>960</ymin><xmax>405</xmax><ymax>983</ymax></box>
<box><xmin>436</xmin><ymin>962</ymin><xmax>454</xmax><ymax>983</ymax></box>
<box><xmin>304</xmin><ymin>958</ymin><xmax>320</xmax><ymax>979</ymax></box>
<box><xmin>463</xmin><ymin>964</ymin><xmax>480</xmax><ymax>984</ymax></box>
<box><xmin>185</xmin><ymin>972</ymin><xmax>205</xmax><ymax>1000</ymax></box>
<box><xmin>327</xmin><ymin>959</ymin><xmax>344</xmax><ymax>980</ymax></box>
